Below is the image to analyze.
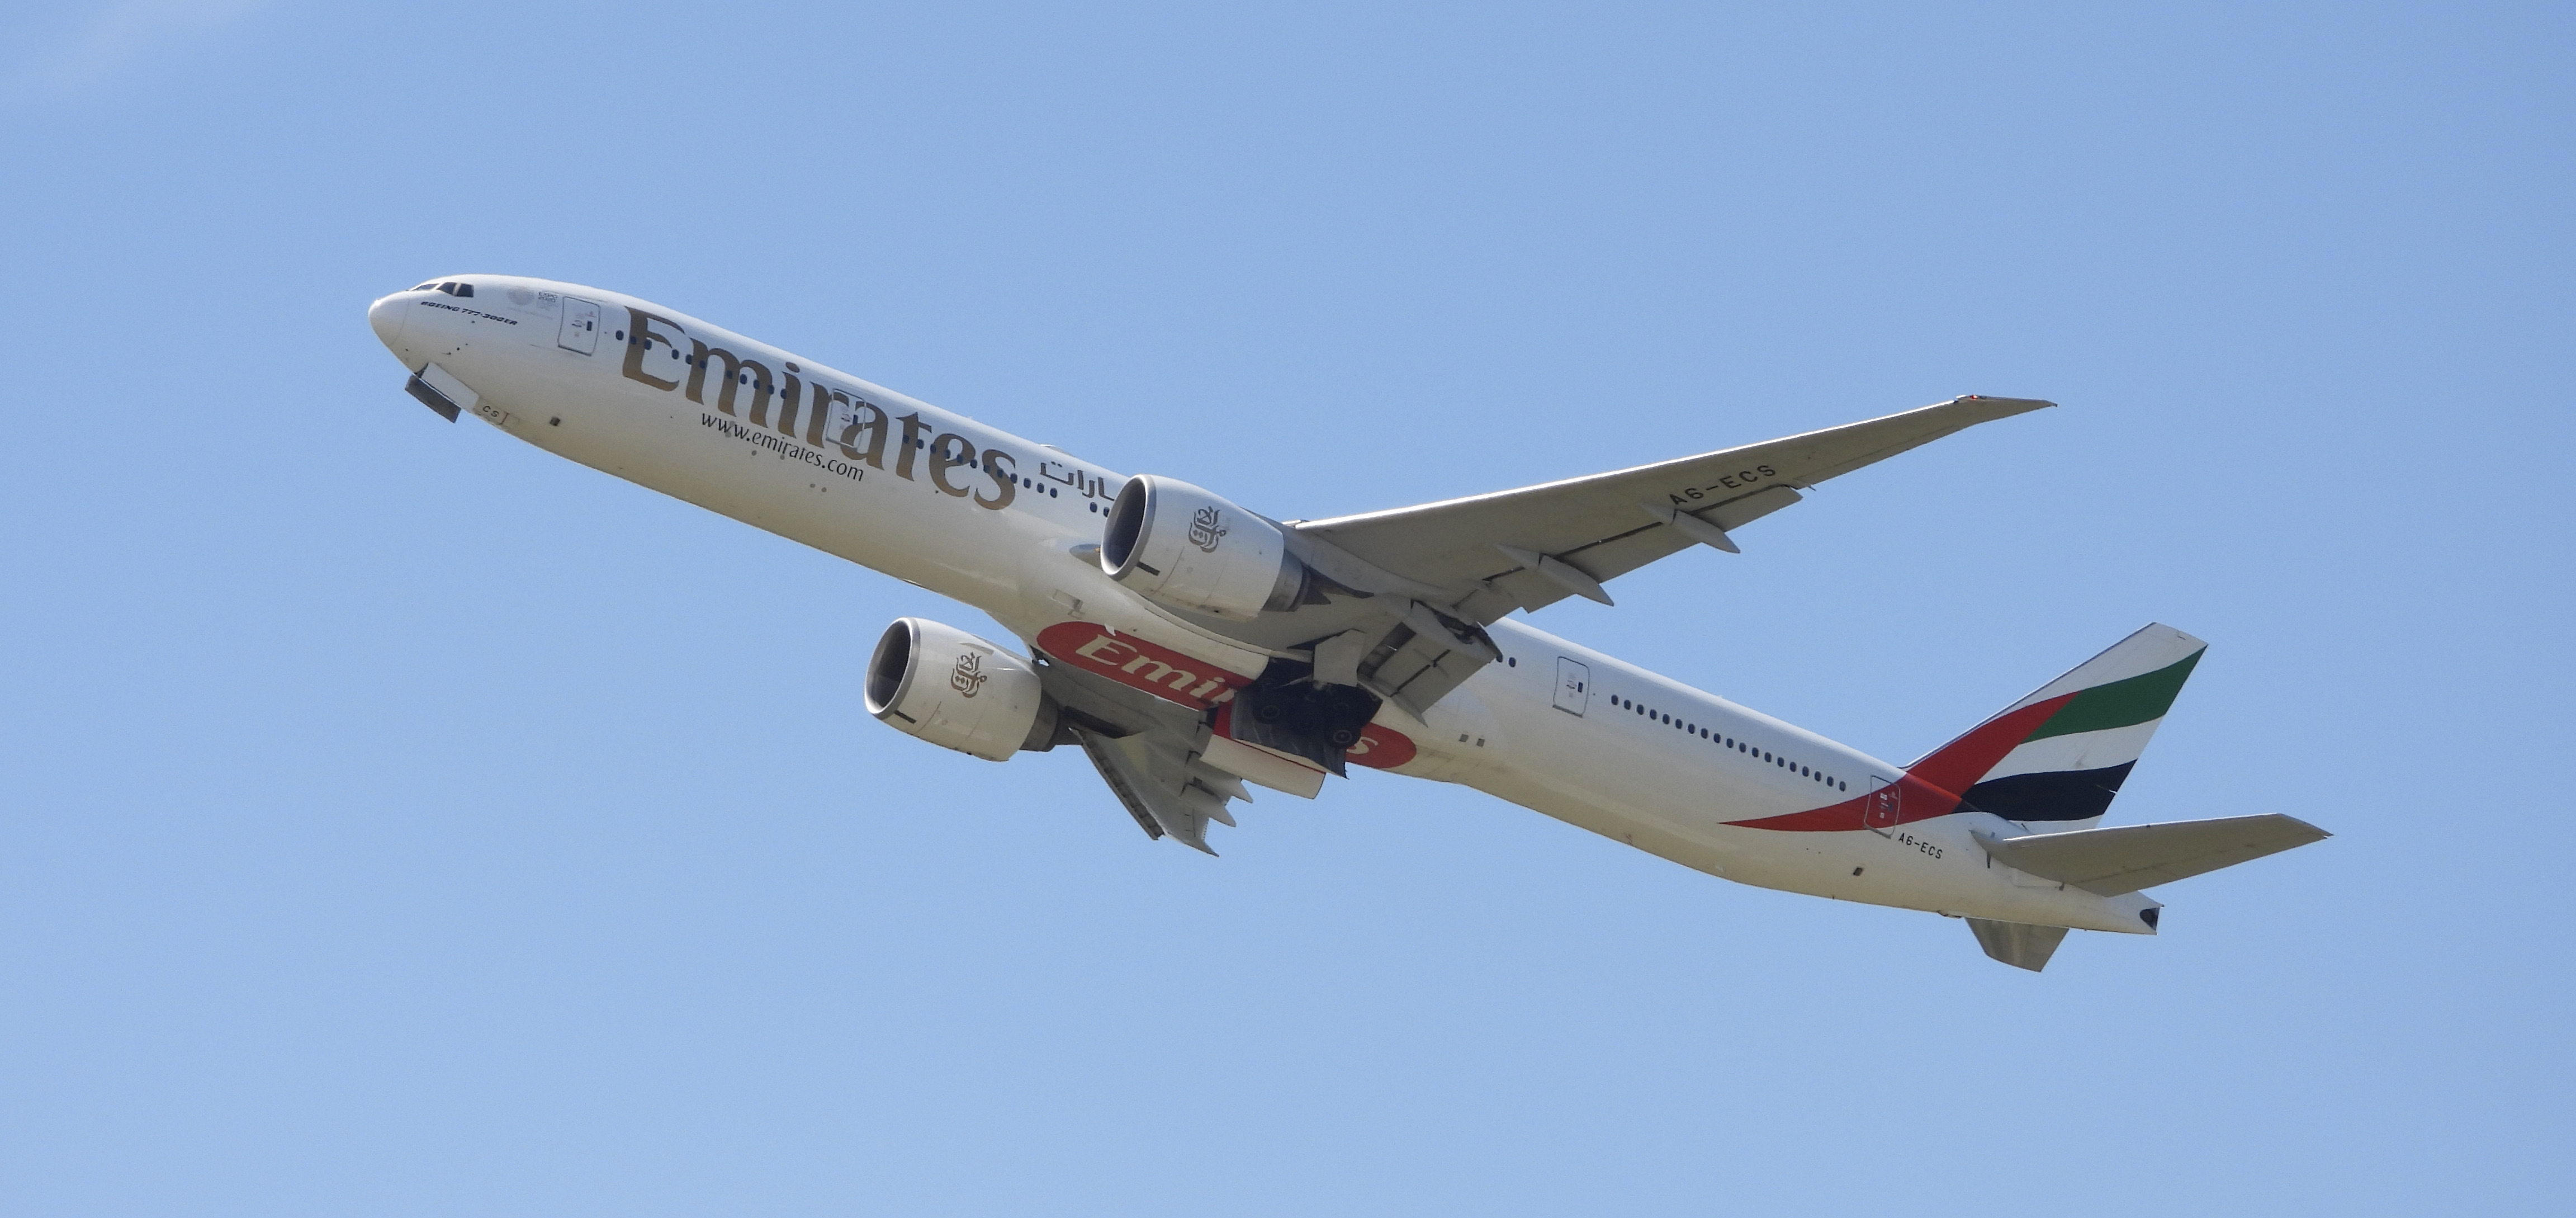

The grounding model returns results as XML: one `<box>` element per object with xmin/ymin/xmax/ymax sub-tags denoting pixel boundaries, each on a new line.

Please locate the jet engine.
<box><xmin>864</xmin><ymin>618</ymin><xmax>1058</xmax><ymax>761</ymax></box>
<box><xmin>1100</xmin><ymin>476</ymin><xmax>1305</xmax><ymax>621</ymax></box>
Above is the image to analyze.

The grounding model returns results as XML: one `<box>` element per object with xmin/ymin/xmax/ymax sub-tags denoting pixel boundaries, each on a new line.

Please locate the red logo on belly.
<box><xmin>1339</xmin><ymin>722</ymin><xmax>1416</xmax><ymax>769</ymax></box>
<box><xmin>1210</xmin><ymin>700</ymin><xmax>1418</xmax><ymax>771</ymax></box>
<box><xmin>1035</xmin><ymin>621</ymin><xmax>1418</xmax><ymax>768</ymax></box>
<box><xmin>1035</xmin><ymin>621</ymin><xmax>1251</xmax><ymax>711</ymax></box>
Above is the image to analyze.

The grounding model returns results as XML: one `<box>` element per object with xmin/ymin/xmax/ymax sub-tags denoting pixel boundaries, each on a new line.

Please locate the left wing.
<box><xmin>1293</xmin><ymin>395</ymin><xmax>2052</xmax><ymax>621</ymax></box>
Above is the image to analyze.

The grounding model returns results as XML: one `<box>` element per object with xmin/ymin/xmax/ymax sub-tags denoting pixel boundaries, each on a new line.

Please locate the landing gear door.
<box><xmin>557</xmin><ymin>296</ymin><xmax>600</xmax><ymax>355</ymax></box>
<box><xmin>1552</xmin><ymin>658</ymin><xmax>1590</xmax><ymax>716</ymax></box>
<box><xmin>1863</xmin><ymin>775</ymin><xmax>1901</xmax><ymax>836</ymax></box>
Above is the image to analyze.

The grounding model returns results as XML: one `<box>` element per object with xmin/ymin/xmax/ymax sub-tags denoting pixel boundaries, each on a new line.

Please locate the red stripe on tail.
<box><xmin>1905</xmin><ymin>694</ymin><xmax>2072</xmax><ymax>797</ymax></box>
<box><xmin>1722</xmin><ymin>693</ymin><xmax>2073</xmax><ymax>833</ymax></box>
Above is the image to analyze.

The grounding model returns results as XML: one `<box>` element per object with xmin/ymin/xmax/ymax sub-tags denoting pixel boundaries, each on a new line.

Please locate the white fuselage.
<box><xmin>368</xmin><ymin>276</ymin><xmax>2153</xmax><ymax>934</ymax></box>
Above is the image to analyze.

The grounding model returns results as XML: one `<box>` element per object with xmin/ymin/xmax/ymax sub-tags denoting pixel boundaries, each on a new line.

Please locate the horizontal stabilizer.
<box><xmin>1977</xmin><ymin>813</ymin><xmax>2329</xmax><ymax>896</ymax></box>
<box><xmin>1968</xmin><ymin>918</ymin><xmax>2068</xmax><ymax>971</ymax></box>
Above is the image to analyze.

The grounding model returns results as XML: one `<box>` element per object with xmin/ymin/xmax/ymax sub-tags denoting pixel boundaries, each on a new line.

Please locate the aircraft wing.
<box><xmin>1031</xmin><ymin>650</ymin><xmax>1255</xmax><ymax>854</ymax></box>
<box><xmin>1292</xmin><ymin>396</ymin><xmax>2053</xmax><ymax>620</ymax></box>
<box><xmin>1069</xmin><ymin>726</ymin><xmax>1248</xmax><ymax>855</ymax></box>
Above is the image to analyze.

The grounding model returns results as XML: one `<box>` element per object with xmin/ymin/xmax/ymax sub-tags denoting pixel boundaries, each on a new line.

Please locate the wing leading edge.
<box><xmin>1292</xmin><ymin>395</ymin><xmax>2053</xmax><ymax>617</ymax></box>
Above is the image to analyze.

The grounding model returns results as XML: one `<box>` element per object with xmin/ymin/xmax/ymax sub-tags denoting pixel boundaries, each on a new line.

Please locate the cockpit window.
<box><xmin>412</xmin><ymin>282</ymin><xmax>438</xmax><ymax>291</ymax></box>
<box><xmin>453</xmin><ymin>282</ymin><xmax>473</xmax><ymax>298</ymax></box>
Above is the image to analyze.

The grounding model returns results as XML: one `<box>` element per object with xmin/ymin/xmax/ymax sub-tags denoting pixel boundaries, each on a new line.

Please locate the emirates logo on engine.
<box><xmin>1188</xmin><ymin>505</ymin><xmax>1227</xmax><ymax>552</ymax></box>
<box><xmin>950</xmin><ymin>650</ymin><xmax>988</xmax><ymax>697</ymax></box>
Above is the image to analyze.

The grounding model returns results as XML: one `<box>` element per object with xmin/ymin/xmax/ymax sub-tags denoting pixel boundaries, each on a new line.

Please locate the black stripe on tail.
<box><xmin>1959</xmin><ymin>762</ymin><xmax>2135</xmax><ymax>823</ymax></box>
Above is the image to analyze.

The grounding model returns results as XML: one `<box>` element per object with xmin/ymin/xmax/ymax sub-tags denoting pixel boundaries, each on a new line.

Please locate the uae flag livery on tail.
<box><xmin>1906</xmin><ymin>624</ymin><xmax>2207</xmax><ymax>827</ymax></box>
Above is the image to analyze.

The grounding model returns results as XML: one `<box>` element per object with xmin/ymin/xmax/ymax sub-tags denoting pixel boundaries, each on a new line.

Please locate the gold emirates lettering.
<box><xmin>837</xmin><ymin>397</ymin><xmax>890</xmax><ymax>469</ymax></box>
<box><xmin>684</xmin><ymin>339</ymin><xmax>770</xmax><ymax>422</ymax></box>
<box><xmin>625</xmin><ymin>306</ymin><xmax>1016</xmax><ymax>511</ymax></box>
<box><xmin>776</xmin><ymin>363</ymin><xmax>805</xmax><ymax>436</ymax></box>
<box><xmin>1067</xmin><ymin>633</ymin><xmax>1234</xmax><ymax>701</ymax></box>
<box><xmin>1071</xmin><ymin>634</ymin><xmax>1139</xmax><ymax>665</ymax></box>
<box><xmin>623</xmin><ymin>308</ymin><xmax>684</xmax><ymax>391</ymax></box>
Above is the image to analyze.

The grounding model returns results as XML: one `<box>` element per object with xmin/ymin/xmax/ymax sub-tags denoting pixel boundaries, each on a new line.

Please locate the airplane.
<box><xmin>364</xmin><ymin>275</ymin><xmax>2327</xmax><ymax>971</ymax></box>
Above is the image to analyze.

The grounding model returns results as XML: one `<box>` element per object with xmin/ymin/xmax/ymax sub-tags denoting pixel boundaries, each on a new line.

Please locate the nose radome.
<box><xmin>367</xmin><ymin>294</ymin><xmax>408</xmax><ymax>353</ymax></box>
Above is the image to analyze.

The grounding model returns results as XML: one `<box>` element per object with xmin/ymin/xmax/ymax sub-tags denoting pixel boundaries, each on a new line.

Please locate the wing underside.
<box><xmin>1071</xmin><ymin>726</ymin><xmax>1249</xmax><ymax>854</ymax></box>
<box><xmin>1033</xmin><ymin>655</ymin><xmax>1258</xmax><ymax>853</ymax></box>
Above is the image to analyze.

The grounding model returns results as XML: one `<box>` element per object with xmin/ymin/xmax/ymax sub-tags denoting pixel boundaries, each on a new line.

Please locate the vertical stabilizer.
<box><xmin>1910</xmin><ymin>624</ymin><xmax>2206</xmax><ymax>830</ymax></box>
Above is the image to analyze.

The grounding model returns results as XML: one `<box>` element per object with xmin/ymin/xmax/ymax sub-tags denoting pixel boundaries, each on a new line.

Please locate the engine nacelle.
<box><xmin>863</xmin><ymin>618</ymin><xmax>1055</xmax><ymax>762</ymax></box>
<box><xmin>1100</xmin><ymin>476</ymin><xmax>1303</xmax><ymax>621</ymax></box>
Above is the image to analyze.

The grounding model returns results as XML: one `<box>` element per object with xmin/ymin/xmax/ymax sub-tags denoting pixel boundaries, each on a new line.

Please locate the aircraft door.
<box><xmin>1552</xmin><ymin>658</ymin><xmax>1589</xmax><ymax>716</ymax></box>
<box><xmin>558</xmin><ymin>296</ymin><xmax>600</xmax><ymax>355</ymax></box>
<box><xmin>1863</xmin><ymin>776</ymin><xmax>1900</xmax><ymax>835</ymax></box>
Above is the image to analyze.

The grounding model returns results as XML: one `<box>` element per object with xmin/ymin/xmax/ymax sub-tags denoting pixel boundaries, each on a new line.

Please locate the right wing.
<box><xmin>1032</xmin><ymin>648</ymin><xmax>1258</xmax><ymax>854</ymax></box>
<box><xmin>1071</xmin><ymin>726</ymin><xmax>1247</xmax><ymax>855</ymax></box>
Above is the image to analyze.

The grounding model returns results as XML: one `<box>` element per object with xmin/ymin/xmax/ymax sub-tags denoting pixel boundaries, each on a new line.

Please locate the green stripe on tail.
<box><xmin>2026</xmin><ymin>649</ymin><xmax>2204</xmax><ymax>742</ymax></box>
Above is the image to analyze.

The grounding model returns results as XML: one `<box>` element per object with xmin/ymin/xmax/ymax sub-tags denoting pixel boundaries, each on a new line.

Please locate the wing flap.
<box><xmin>1072</xmin><ymin>727</ymin><xmax>1243</xmax><ymax>853</ymax></box>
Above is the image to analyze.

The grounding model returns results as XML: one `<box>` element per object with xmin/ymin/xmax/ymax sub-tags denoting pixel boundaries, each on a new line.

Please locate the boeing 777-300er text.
<box><xmin>367</xmin><ymin>276</ymin><xmax>2326</xmax><ymax>971</ymax></box>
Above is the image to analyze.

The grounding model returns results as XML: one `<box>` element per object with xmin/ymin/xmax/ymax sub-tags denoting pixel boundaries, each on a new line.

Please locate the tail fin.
<box><xmin>1911</xmin><ymin>624</ymin><xmax>2206</xmax><ymax>829</ymax></box>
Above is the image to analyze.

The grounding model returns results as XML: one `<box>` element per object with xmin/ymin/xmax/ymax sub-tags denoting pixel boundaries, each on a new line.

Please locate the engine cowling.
<box><xmin>863</xmin><ymin>618</ymin><xmax>1055</xmax><ymax>761</ymax></box>
<box><xmin>1100</xmin><ymin>476</ymin><xmax>1303</xmax><ymax>621</ymax></box>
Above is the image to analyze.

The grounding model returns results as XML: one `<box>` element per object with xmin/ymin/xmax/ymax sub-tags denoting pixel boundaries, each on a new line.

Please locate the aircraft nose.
<box><xmin>367</xmin><ymin>294</ymin><xmax>408</xmax><ymax>352</ymax></box>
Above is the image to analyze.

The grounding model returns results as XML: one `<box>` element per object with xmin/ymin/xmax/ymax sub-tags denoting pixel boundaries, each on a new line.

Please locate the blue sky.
<box><xmin>2</xmin><ymin>2</ymin><xmax>2568</xmax><ymax>1214</ymax></box>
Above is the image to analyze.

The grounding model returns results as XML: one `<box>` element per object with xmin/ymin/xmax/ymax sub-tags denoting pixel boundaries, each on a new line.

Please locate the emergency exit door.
<box><xmin>1552</xmin><ymin>658</ymin><xmax>1590</xmax><ymax>715</ymax></box>
<box><xmin>557</xmin><ymin>296</ymin><xmax>600</xmax><ymax>355</ymax></box>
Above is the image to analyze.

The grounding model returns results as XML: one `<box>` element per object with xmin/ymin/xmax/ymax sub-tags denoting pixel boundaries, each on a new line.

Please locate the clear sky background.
<box><xmin>2</xmin><ymin>2</ymin><xmax>2568</xmax><ymax>1214</ymax></box>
